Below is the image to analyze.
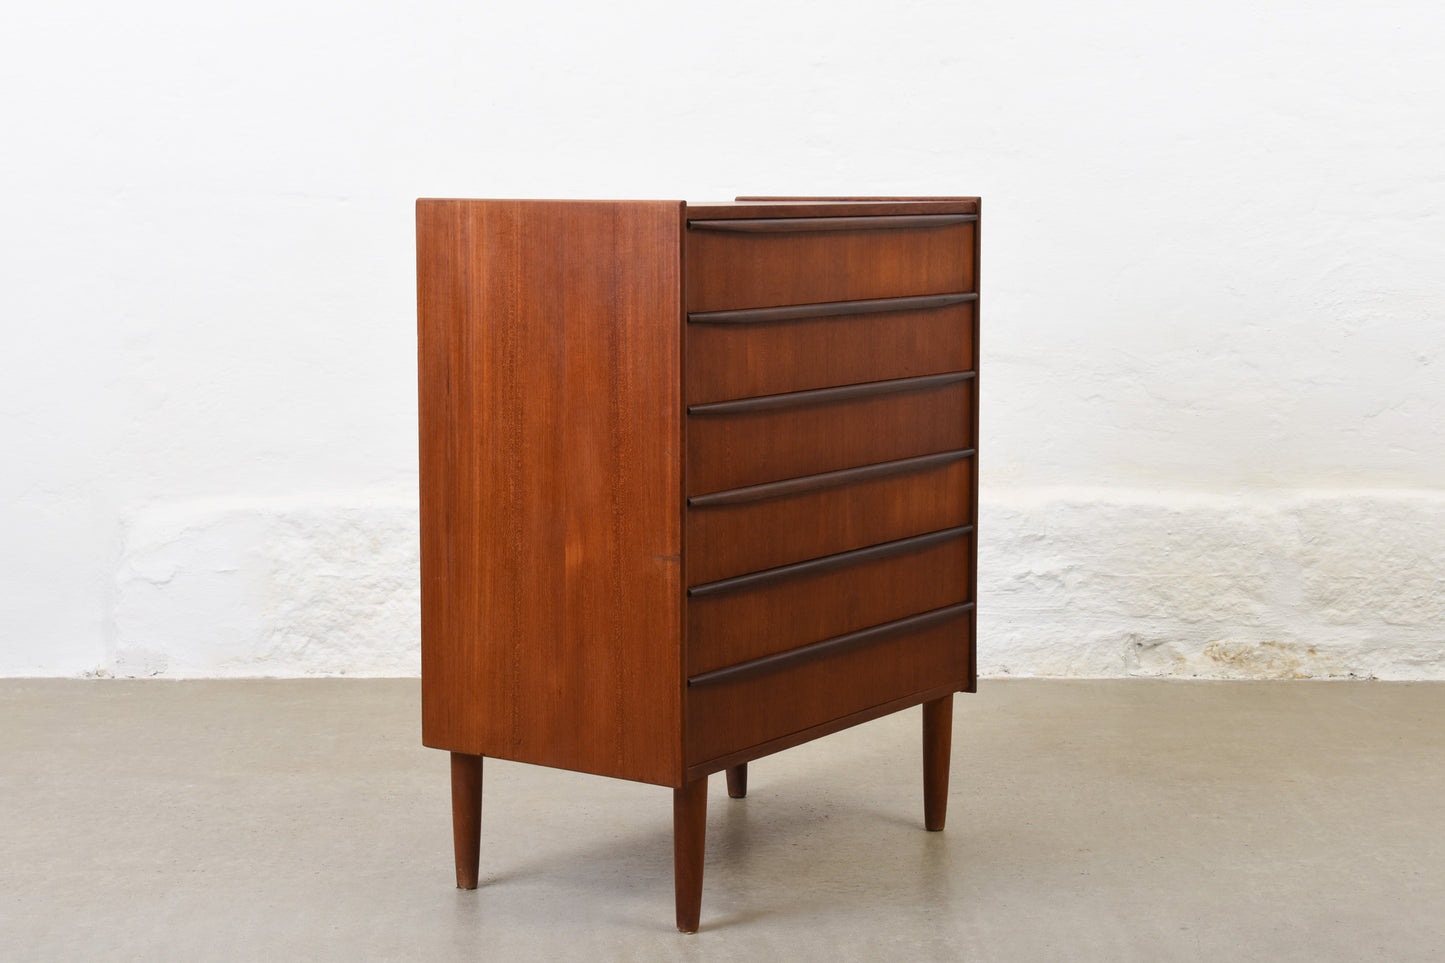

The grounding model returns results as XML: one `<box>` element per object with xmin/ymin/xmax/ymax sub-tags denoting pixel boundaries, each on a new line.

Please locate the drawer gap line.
<box><xmin>687</xmin><ymin>525</ymin><xmax>973</xmax><ymax>598</ymax></box>
<box><xmin>687</xmin><ymin>603</ymin><xmax>974</xmax><ymax>689</ymax></box>
<box><xmin>687</xmin><ymin>449</ymin><xmax>974</xmax><ymax>508</ymax></box>
<box><xmin>688</xmin><ymin>292</ymin><xmax>976</xmax><ymax>326</ymax></box>
<box><xmin>688</xmin><ymin>371</ymin><xmax>972</xmax><ymax>416</ymax></box>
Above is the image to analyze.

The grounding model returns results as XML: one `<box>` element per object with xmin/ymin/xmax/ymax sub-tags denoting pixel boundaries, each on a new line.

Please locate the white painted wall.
<box><xmin>2</xmin><ymin>0</ymin><xmax>1441</xmax><ymax>677</ymax></box>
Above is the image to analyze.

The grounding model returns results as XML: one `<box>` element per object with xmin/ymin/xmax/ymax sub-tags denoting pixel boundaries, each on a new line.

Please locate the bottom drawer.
<box><xmin>685</xmin><ymin>606</ymin><xmax>971</xmax><ymax>766</ymax></box>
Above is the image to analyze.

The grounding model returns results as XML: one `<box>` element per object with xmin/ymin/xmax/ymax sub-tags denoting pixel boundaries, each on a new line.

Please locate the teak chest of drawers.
<box><xmin>416</xmin><ymin>195</ymin><xmax>980</xmax><ymax>932</ymax></box>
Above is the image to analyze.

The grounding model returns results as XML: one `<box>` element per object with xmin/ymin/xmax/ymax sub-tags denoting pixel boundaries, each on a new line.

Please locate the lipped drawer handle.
<box><xmin>688</xmin><ymin>292</ymin><xmax>977</xmax><ymax>326</ymax></box>
<box><xmin>687</xmin><ymin>214</ymin><xmax>977</xmax><ymax>233</ymax></box>
<box><xmin>687</xmin><ymin>602</ymin><xmax>974</xmax><ymax>688</ymax></box>
<box><xmin>687</xmin><ymin>449</ymin><xmax>973</xmax><ymax>508</ymax></box>
<box><xmin>688</xmin><ymin>525</ymin><xmax>973</xmax><ymax>599</ymax></box>
<box><xmin>688</xmin><ymin>371</ymin><xmax>972</xmax><ymax>417</ymax></box>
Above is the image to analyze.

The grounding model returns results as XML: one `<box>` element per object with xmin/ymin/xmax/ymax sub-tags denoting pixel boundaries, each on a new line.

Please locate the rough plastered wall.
<box><xmin>2</xmin><ymin>0</ymin><xmax>1442</xmax><ymax>677</ymax></box>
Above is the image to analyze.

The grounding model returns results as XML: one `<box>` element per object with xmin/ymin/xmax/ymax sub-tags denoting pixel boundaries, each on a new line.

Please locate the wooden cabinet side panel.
<box><xmin>417</xmin><ymin>199</ymin><xmax>684</xmax><ymax>786</ymax></box>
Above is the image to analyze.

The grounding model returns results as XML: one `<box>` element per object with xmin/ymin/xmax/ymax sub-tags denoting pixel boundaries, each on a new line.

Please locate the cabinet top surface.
<box><xmin>416</xmin><ymin>197</ymin><xmax>979</xmax><ymax>219</ymax></box>
<box><xmin>689</xmin><ymin>198</ymin><xmax>978</xmax><ymax>218</ymax></box>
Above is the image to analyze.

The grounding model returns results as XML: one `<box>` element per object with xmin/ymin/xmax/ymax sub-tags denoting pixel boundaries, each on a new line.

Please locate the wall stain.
<box><xmin>1128</xmin><ymin>637</ymin><xmax>1373</xmax><ymax>680</ymax></box>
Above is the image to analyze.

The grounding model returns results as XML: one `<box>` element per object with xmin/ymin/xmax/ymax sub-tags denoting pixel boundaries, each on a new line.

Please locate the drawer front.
<box><xmin>686</xmin><ymin>607</ymin><xmax>971</xmax><ymax>765</ymax></box>
<box><xmin>688</xmin><ymin>527</ymin><xmax>971</xmax><ymax>676</ymax></box>
<box><xmin>685</xmin><ymin>217</ymin><xmax>976</xmax><ymax>312</ymax></box>
<box><xmin>685</xmin><ymin>451</ymin><xmax>973</xmax><ymax>585</ymax></box>
<box><xmin>686</xmin><ymin>296</ymin><xmax>974</xmax><ymax>406</ymax></box>
<box><xmin>687</xmin><ymin>375</ymin><xmax>971</xmax><ymax>496</ymax></box>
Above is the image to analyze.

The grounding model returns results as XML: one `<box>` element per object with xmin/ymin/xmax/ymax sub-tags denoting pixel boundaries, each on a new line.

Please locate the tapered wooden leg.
<box><xmin>725</xmin><ymin>763</ymin><xmax>748</xmax><ymax>799</ymax></box>
<box><xmin>673</xmin><ymin>776</ymin><xmax>708</xmax><ymax>933</ymax></box>
<box><xmin>450</xmin><ymin>752</ymin><xmax>483</xmax><ymax>889</ymax></box>
<box><xmin>922</xmin><ymin>695</ymin><xmax>953</xmax><ymax>831</ymax></box>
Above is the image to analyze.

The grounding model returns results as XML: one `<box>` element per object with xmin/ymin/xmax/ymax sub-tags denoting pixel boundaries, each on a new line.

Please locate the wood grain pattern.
<box><xmin>685</xmin><ymin>219</ymin><xmax>976</xmax><ymax>312</ymax></box>
<box><xmin>923</xmin><ymin>696</ymin><xmax>953</xmax><ymax>831</ymax></box>
<box><xmin>417</xmin><ymin>199</ymin><xmax>684</xmax><ymax>787</ymax></box>
<box><xmin>688</xmin><ymin>292</ymin><xmax>974</xmax><ymax>325</ymax></box>
<box><xmin>674</xmin><ymin>778</ymin><xmax>708</xmax><ymax>933</ymax></box>
<box><xmin>687</xmin><ymin>376</ymin><xmax>972</xmax><ymax>494</ymax></box>
<box><xmin>686</xmin><ymin>614</ymin><xmax>971</xmax><ymax>765</ymax></box>
<box><xmin>689</xmin><ymin>603</ymin><xmax>972</xmax><ymax>688</ymax></box>
<box><xmin>735</xmin><ymin>196</ymin><xmax>978</xmax><ymax>201</ymax></box>
<box><xmin>688</xmin><ymin>525</ymin><xmax>968</xmax><ymax>597</ymax></box>
<box><xmin>688</xmin><ymin>214</ymin><xmax>975</xmax><ymax>233</ymax></box>
<box><xmin>725</xmin><ymin>764</ymin><xmax>747</xmax><ymax>799</ymax></box>
<box><xmin>687</xmin><ymin>528</ymin><xmax>971</xmax><ymax>676</ymax></box>
<box><xmin>687</xmin><ymin>199</ymin><xmax>979</xmax><ymax>218</ymax></box>
<box><xmin>685</xmin><ymin>682</ymin><xmax>960</xmax><ymax>782</ymax></box>
<box><xmin>688</xmin><ymin>371</ymin><xmax>970</xmax><ymax>415</ymax></box>
<box><xmin>686</xmin><ymin>450</ymin><xmax>969</xmax><ymax>509</ymax></box>
<box><xmin>686</xmin><ymin>298</ymin><xmax>974</xmax><ymax>405</ymax></box>
<box><xmin>968</xmin><ymin>198</ymin><xmax>982</xmax><ymax>694</ymax></box>
<box><xmin>450</xmin><ymin>752</ymin><xmax>482</xmax><ymax>888</ymax></box>
<box><xmin>420</xmin><ymin>196</ymin><xmax>981</xmax><ymax>928</ymax></box>
<box><xmin>685</xmin><ymin>452</ymin><xmax>974</xmax><ymax>584</ymax></box>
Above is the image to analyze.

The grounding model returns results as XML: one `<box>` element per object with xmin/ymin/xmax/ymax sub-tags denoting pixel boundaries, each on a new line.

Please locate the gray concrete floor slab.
<box><xmin>1</xmin><ymin>679</ymin><xmax>1441</xmax><ymax>961</ymax></box>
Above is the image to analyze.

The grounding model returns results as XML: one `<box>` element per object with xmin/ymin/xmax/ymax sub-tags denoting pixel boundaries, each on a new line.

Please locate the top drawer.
<box><xmin>685</xmin><ymin>215</ymin><xmax>976</xmax><ymax>312</ymax></box>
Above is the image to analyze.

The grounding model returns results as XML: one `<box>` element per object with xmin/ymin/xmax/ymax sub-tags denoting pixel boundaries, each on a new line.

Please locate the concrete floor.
<box><xmin>2</xmin><ymin>680</ymin><xmax>1442</xmax><ymax>961</ymax></box>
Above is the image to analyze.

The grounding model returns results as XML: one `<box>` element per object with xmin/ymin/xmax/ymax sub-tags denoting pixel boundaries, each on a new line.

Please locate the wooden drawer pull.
<box><xmin>688</xmin><ymin>292</ymin><xmax>976</xmax><ymax>326</ymax></box>
<box><xmin>688</xmin><ymin>371</ymin><xmax>972</xmax><ymax>417</ymax></box>
<box><xmin>687</xmin><ymin>449</ymin><xmax>973</xmax><ymax>508</ymax></box>
<box><xmin>688</xmin><ymin>526</ymin><xmax>972</xmax><ymax>598</ymax></box>
<box><xmin>687</xmin><ymin>214</ymin><xmax>977</xmax><ymax>234</ymax></box>
<box><xmin>688</xmin><ymin>602</ymin><xmax>973</xmax><ymax>688</ymax></box>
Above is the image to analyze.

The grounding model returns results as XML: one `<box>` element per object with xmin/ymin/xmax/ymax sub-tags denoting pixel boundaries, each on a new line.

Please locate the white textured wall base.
<box><xmin>114</xmin><ymin>497</ymin><xmax>419</xmax><ymax>678</ymax></box>
<box><xmin>980</xmin><ymin>489</ymin><xmax>1445</xmax><ymax>680</ymax></box>
<box><xmin>6</xmin><ymin>0</ymin><xmax>1443</xmax><ymax>677</ymax></box>
<box><xmin>110</xmin><ymin>489</ymin><xmax>1444</xmax><ymax>679</ymax></box>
